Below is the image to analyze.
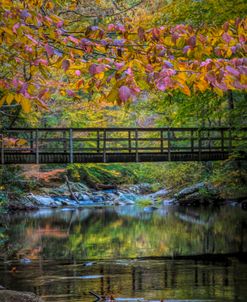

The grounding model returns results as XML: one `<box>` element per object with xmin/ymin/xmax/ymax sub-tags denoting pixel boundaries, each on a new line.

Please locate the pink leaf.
<box><xmin>12</xmin><ymin>23</ymin><xmax>20</xmax><ymax>34</ymax></box>
<box><xmin>66</xmin><ymin>90</ymin><xmax>75</xmax><ymax>97</ymax></box>
<box><xmin>119</xmin><ymin>86</ymin><xmax>132</xmax><ymax>102</ymax></box>
<box><xmin>26</xmin><ymin>34</ymin><xmax>38</xmax><ymax>45</ymax></box>
<box><xmin>56</xmin><ymin>20</ymin><xmax>63</xmax><ymax>28</ymax></box>
<box><xmin>108</xmin><ymin>24</ymin><xmax>115</xmax><ymax>31</ymax></box>
<box><xmin>226</xmin><ymin>66</ymin><xmax>240</xmax><ymax>77</ymax></box>
<box><xmin>45</xmin><ymin>44</ymin><xmax>54</xmax><ymax>57</ymax></box>
<box><xmin>68</xmin><ymin>35</ymin><xmax>79</xmax><ymax>45</ymax></box>
<box><xmin>222</xmin><ymin>33</ymin><xmax>232</xmax><ymax>43</ymax></box>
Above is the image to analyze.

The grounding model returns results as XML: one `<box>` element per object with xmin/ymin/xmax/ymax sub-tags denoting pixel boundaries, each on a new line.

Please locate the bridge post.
<box><xmin>198</xmin><ymin>129</ymin><xmax>202</xmax><ymax>161</ymax></box>
<box><xmin>69</xmin><ymin>128</ymin><xmax>73</xmax><ymax>163</ymax></box>
<box><xmin>168</xmin><ymin>129</ymin><xmax>171</xmax><ymax>161</ymax></box>
<box><xmin>191</xmin><ymin>130</ymin><xmax>194</xmax><ymax>153</ymax></box>
<box><xmin>160</xmin><ymin>130</ymin><xmax>164</xmax><ymax>153</ymax></box>
<box><xmin>128</xmin><ymin>130</ymin><xmax>131</xmax><ymax>153</ymax></box>
<box><xmin>103</xmin><ymin>129</ymin><xmax>106</xmax><ymax>163</ymax></box>
<box><xmin>30</xmin><ymin>131</ymin><xmax>33</xmax><ymax>152</ymax></box>
<box><xmin>63</xmin><ymin>130</ymin><xmax>67</xmax><ymax>153</ymax></box>
<box><xmin>97</xmin><ymin>130</ymin><xmax>100</xmax><ymax>153</ymax></box>
<box><xmin>221</xmin><ymin>129</ymin><xmax>224</xmax><ymax>153</ymax></box>
<box><xmin>228</xmin><ymin>128</ymin><xmax>232</xmax><ymax>153</ymax></box>
<box><xmin>35</xmin><ymin>129</ymin><xmax>39</xmax><ymax>164</ymax></box>
<box><xmin>135</xmin><ymin>129</ymin><xmax>139</xmax><ymax>162</ymax></box>
<box><xmin>0</xmin><ymin>133</ymin><xmax>4</xmax><ymax>165</ymax></box>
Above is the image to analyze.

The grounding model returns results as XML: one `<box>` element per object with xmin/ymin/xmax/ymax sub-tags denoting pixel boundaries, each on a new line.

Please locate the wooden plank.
<box><xmin>4</xmin><ymin>127</ymin><xmax>247</xmax><ymax>132</ymax></box>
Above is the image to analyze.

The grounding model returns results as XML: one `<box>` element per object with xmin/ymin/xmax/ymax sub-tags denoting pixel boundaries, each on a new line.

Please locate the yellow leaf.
<box><xmin>213</xmin><ymin>87</ymin><xmax>224</xmax><ymax>97</ymax></box>
<box><xmin>107</xmin><ymin>86</ymin><xmax>119</xmax><ymax>103</ymax></box>
<box><xmin>20</xmin><ymin>97</ymin><xmax>31</xmax><ymax>113</ymax></box>
<box><xmin>95</xmin><ymin>72</ymin><xmax>104</xmax><ymax>80</ymax></box>
<box><xmin>15</xmin><ymin>94</ymin><xmax>22</xmax><ymax>103</ymax></box>
<box><xmin>197</xmin><ymin>80</ymin><xmax>208</xmax><ymax>93</ymax></box>
<box><xmin>0</xmin><ymin>95</ymin><xmax>6</xmax><ymax>107</ymax></box>
<box><xmin>6</xmin><ymin>93</ymin><xmax>14</xmax><ymax>105</ymax></box>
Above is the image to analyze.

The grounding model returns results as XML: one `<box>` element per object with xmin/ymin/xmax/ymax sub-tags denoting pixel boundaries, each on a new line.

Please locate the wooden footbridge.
<box><xmin>0</xmin><ymin>127</ymin><xmax>247</xmax><ymax>164</ymax></box>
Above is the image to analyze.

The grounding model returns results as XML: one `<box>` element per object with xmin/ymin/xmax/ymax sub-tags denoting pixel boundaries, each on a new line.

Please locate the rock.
<box><xmin>162</xmin><ymin>199</ymin><xmax>175</xmax><ymax>205</ymax></box>
<box><xmin>92</xmin><ymin>195</ymin><xmax>105</xmax><ymax>203</ymax></box>
<box><xmin>175</xmin><ymin>182</ymin><xmax>205</xmax><ymax>200</ymax></box>
<box><xmin>118</xmin><ymin>192</ymin><xmax>138</xmax><ymax>203</ymax></box>
<box><xmin>149</xmin><ymin>189</ymin><xmax>169</xmax><ymax>199</ymax></box>
<box><xmin>127</xmin><ymin>183</ymin><xmax>153</xmax><ymax>194</ymax></box>
<box><xmin>0</xmin><ymin>290</ymin><xmax>44</xmax><ymax>302</ymax></box>
<box><xmin>8</xmin><ymin>198</ymin><xmax>39</xmax><ymax>211</ymax></box>
<box><xmin>76</xmin><ymin>193</ymin><xmax>91</xmax><ymax>201</ymax></box>
<box><xmin>174</xmin><ymin>182</ymin><xmax>221</xmax><ymax>205</ymax></box>
<box><xmin>29</xmin><ymin>195</ymin><xmax>59</xmax><ymax>207</ymax></box>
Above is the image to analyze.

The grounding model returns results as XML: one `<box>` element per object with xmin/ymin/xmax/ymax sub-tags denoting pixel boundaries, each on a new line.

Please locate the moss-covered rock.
<box><xmin>0</xmin><ymin>290</ymin><xmax>43</xmax><ymax>302</ymax></box>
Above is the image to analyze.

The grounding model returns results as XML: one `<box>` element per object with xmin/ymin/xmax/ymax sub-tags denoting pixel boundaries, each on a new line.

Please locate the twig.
<box><xmin>64</xmin><ymin>175</ymin><xmax>79</xmax><ymax>203</ymax></box>
<box><xmin>89</xmin><ymin>291</ymin><xmax>101</xmax><ymax>301</ymax></box>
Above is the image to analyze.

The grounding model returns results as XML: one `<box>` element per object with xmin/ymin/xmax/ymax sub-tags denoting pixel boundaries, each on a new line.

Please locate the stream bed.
<box><xmin>0</xmin><ymin>205</ymin><xmax>247</xmax><ymax>301</ymax></box>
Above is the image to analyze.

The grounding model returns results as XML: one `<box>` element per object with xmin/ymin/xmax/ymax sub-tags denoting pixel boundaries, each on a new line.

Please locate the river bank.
<box><xmin>2</xmin><ymin>180</ymin><xmax>246</xmax><ymax>212</ymax></box>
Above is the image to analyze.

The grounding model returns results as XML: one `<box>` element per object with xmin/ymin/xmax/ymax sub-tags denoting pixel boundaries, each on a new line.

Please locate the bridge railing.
<box><xmin>1</xmin><ymin>127</ymin><xmax>247</xmax><ymax>164</ymax></box>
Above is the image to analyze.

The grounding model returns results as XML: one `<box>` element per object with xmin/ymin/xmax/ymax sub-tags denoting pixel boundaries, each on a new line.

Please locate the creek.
<box><xmin>0</xmin><ymin>205</ymin><xmax>246</xmax><ymax>301</ymax></box>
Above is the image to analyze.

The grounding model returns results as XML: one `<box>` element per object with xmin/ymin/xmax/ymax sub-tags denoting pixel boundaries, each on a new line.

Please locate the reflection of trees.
<box><xmin>1</xmin><ymin>206</ymin><xmax>247</xmax><ymax>260</ymax></box>
<box><xmin>1</xmin><ymin>258</ymin><xmax>243</xmax><ymax>301</ymax></box>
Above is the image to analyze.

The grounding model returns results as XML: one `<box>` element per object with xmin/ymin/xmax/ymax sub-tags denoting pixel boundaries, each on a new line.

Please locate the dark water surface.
<box><xmin>0</xmin><ymin>205</ymin><xmax>247</xmax><ymax>301</ymax></box>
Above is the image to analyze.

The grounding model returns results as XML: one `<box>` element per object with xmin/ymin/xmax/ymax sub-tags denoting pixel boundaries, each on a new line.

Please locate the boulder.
<box><xmin>149</xmin><ymin>189</ymin><xmax>169</xmax><ymax>199</ymax></box>
<box><xmin>174</xmin><ymin>182</ymin><xmax>221</xmax><ymax>205</ymax></box>
<box><xmin>29</xmin><ymin>195</ymin><xmax>59</xmax><ymax>207</ymax></box>
<box><xmin>0</xmin><ymin>290</ymin><xmax>44</xmax><ymax>302</ymax></box>
<box><xmin>175</xmin><ymin>182</ymin><xmax>205</xmax><ymax>200</ymax></box>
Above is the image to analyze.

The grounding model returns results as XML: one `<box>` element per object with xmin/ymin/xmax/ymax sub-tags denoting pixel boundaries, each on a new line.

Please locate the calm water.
<box><xmin>0</xmin><ymin>205</ymin><xmax>247</xmax><ymax>301</ymax></box>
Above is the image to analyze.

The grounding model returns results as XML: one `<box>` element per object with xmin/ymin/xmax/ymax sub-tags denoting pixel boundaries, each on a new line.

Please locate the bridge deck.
<box><xmin>1</xmin><ymin>127</ymin><xmax>246</xmax><ymax>164</ymax></box>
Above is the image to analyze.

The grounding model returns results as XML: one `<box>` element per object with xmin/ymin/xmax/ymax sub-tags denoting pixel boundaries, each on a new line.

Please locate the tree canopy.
<box><xmin>0</xmin><ymin>0</ymin><xmax>246</xmax><ymax>114</ymax></box>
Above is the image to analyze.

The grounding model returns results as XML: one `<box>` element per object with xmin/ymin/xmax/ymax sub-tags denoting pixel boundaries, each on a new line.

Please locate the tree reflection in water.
<box><xmin>0</xmin><ymin>205</ymin><xmax>246</xmax><ymax>301</ymax></box>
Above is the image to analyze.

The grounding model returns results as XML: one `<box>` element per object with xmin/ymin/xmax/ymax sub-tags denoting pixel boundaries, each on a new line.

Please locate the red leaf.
<box><xmin>119</xmin><ymin>86</ymin><xmax>132</xmax><ymax>102</ymax></box>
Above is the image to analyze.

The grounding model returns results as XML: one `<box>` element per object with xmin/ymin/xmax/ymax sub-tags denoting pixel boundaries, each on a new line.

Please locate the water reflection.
<box><xmin>0</xmin><ymin>205</ymin><xmax>247</xmax><ymax>301</ymax></box>
<box><xmin>0</xmin><ymin>258</ymin><xmax>246</xmax><ymax>301</ymax></box>
<box><xmin>1</xmin><ymin>205</ymin><xmax>246</xmax><ymax>260</ymax></box>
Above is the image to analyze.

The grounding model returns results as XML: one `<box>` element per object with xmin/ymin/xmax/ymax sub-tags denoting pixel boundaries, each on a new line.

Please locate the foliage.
<box><xmin>0</xmin><ymin>0</ymin><xmax>246</xmax><ymax>116</ymax></box>
<box><xmin>0</xmin><ymin>166</ymin><xmax>37</xmax><ymax>199</ymax></box>
<box><xmin>209</xmin><ymin>160</ymin><xmax>247</xmax><ymax>198</ymax></box>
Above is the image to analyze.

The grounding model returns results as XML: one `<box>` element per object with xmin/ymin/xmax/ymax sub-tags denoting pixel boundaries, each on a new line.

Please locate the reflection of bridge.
<box><xmin>1</xmin><ymin>127</ymin><xmax>247</xmax><ymax>164</ymax></box>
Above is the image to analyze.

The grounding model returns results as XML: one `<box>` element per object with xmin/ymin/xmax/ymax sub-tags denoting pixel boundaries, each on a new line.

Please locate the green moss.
<box><xmin>136</xmin><ymin>198</ymin><xmax>153</xmax><ymax>207</ymax></box>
